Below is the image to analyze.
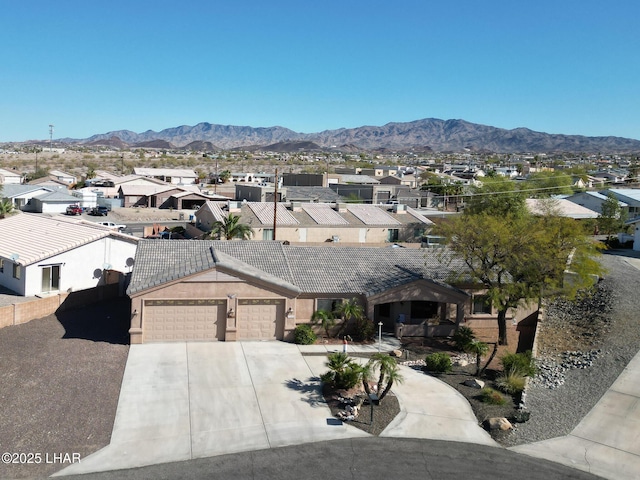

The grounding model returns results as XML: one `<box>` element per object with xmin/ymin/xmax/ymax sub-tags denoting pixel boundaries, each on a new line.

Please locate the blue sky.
<box><xmin>1</xmin><ymin>0</ymin><xmax>639</xmax><ymax>142</ymax></box>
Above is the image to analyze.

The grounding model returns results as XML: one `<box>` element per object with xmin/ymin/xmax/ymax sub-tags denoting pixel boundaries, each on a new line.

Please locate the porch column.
<box><xmin>455</xmin><ymin>302</ymin><xmax>466</xmax><ymax>326</ymax></box>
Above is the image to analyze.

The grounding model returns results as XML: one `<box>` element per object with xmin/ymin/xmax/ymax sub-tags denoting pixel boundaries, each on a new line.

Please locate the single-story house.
<box><xmin>525</xmin><ymin>198</ymin><xmax>598</xmax><ymax>219</ymax></box>
<box><xmin>29</xmin><ymin>190</ymin><xmax>83</xmax><ymax>214</ymax></box>
<box><xmin>0</xmin><ymin>168</ymin><xmax>23</xmax><ymax>185</ymax></box>
<box><xmin>1</xmin><ymin>184</ymin><xmax>54</xmax><ymax>210</ymax></box>
<box><xmin>626</xmin><ymin>217</ymin><xmax>640</xmax><ymax>251</ymax></box>
<box><xmin>194</xmin><ymin>201</ymin><xmax>434</xmax><ymax>244</ymax></box>
<box><xmin>602</xmin><ymin>189</ymin><xmax>640</xmax><ymax>219</ymax></box>
<box><xmin>565</xmin><ymin>191</ymin><xmax>628</xmax><ymax>215</ymax></box>
<box><xmin>0</xmin><ymin>213</ymin><xmax>138</xmax><ymax>296</ymax></box>
<box><xmin>133</xmin><ymin>167</ymin><xmax>198</xmax><ymax>185</ymax></box>
<box><xmin>48</xmin><ymin>170</ymin><xmax>77</xmax><ymax>185</ymax></box>
<box><xmin>127</xmin><ymin>240</ymin><xmax>482</xmax><ymax>344</ymax></box>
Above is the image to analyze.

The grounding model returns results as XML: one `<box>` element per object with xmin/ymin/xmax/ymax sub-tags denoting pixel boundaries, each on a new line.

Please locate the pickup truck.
<box><xmin>89</xmin><ymin>206</ymin><xmax>109</xmax><ymax>216</ymax></box>
<box><xmin>66</xmin><ymin>205</ymin><xmax>83</xmax><ymax>215</ymax></box>
<box><xmin>96</xmin><ymin>221</ymin><xmax>126</xmax><ymax>231</ymax></box>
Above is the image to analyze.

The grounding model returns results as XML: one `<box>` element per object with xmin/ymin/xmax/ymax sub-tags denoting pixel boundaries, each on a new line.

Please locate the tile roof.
<box><xmin>526</xmin><ymin>198</ymin><xmax>598</xmax><ymax>219</ymax></box>
<box><xmin>248</xmin><ymin>203</ymin><xmax>299</xmax><ymax>225</ymax></box>
<box><xmin>0</xmin><ymin>213</ymin><xmax>138</xmax><ymax>266</ymax></box>
<box><xmin>127</xmin><ymin>240</ymin><xmax>468</xmax><ymax>297</ymax></box>
<box><xmin>134</xmin><ymin>168</ymin><xmax>197</xmax><ymax>177</ymax></box>
<box><xmin>301</xmin><ymin>204</ymin><xmax>349</xmax><ymax>225</ymax></box>
<box><xmin>1</xmin><ymin>184</ymin><xmax>52</xmax><ymax>198</ymax></box>
<box><xmin>346</xmin><ymin>204</ymin><xmax>401</xmax><ymax>225</ymax></box>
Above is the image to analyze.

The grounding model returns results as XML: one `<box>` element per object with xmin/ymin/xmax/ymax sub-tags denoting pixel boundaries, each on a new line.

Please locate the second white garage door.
<box><xmin>237</xmin><ymin>299</ymin><xmax>285</xmax><ymax>341</ymax></box>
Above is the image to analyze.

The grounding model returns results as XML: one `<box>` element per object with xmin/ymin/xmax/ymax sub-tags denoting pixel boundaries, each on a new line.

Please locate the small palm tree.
<box><xmin>0</xmin><ymin>200</ymin><xmax>14</xmax><ymax>219</ymax></box>
<box><xmin>311</xmin><ymin>309</ymin><xmax>336</xmax><ymax>338</ymax></box>
<box><xmin>466</xmin><ymin>340</ymin><xmax>490</xmax><ymax>376</ymax></box>
<box><xmin>321</xmin><ymin>352</ymin><xmax>362</xmax><ymax>390</ymax></box>
<box><xmin>208</xmin><ymin>213</ymin><xmax>253</xmax><ymax>240</ymax></box>
<box><xmin>334</xmin><ymin>298</ymin><xmax>364</xmax><ymax>337</ymax></box>
<box><xmin>363</xmin><ymin>353</ymin><xmax>404</xmax><ymax>402</ymax></box>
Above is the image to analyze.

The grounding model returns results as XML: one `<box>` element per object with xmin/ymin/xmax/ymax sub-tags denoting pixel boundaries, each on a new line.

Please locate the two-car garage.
<box><xmin>141</xmin><ymin>298</ymin><xmax>285</xmax><ymax>343</ymax></box>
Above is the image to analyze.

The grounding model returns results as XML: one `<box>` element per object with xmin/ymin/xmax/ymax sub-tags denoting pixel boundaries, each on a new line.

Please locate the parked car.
<box><xmin>65</xmin><ymin>205</ymin><xmax>83</xmax><ymax>215</ymax></box>
<box><xmin>90</xmin><ymin>206</ymin><xmax>109</xmax><ymax>216</ymax></box>
<box><xmin>96</xmin><ymin>221</ymin><xmax>126</xmax><ymax>231</ymax></box>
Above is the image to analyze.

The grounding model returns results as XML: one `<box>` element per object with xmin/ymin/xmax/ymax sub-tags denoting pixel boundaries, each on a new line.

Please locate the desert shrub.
<box><xmin>496</xmin><ymin>369</ymin><xmax>527</xmax><ymax>395</ymax></box>
<box><xmin>353</xmin><ymin>317</ymin><xmax>375</xmax><ymax>342</ymax></box>
<box><xmin>293</xmin><ymin>324</ymin><xmax>317</xmax><ymax>345</ymax></box>
<box><xmin>479</xmin><ymin>387</ymin><xmax>506</xmax><ymax>405</ymax></box>
<box><xmin>321</xmin><ymin>352</ymin><xmax>362</xmax><ymax>390</ymax></box>
<box><xmin>452</xmin><ymin>326</ymin><xmax>476</xmax><ymax>351</ymax></box>
<box><xmin>424</xmin><ymin>352</ymin><xmax>452</xmax><ymax>373</ymax></box>
<box><xmin>500</xmin><ymin>350</ymin><xmax>536</xmax><ymax>377</ymax></box>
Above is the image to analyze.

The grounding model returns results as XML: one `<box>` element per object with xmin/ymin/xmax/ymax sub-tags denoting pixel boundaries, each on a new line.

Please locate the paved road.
<box><xmin>54</xmin><ymin>437</ymin><xmax>603</xmax><ymax>480</ymax></box>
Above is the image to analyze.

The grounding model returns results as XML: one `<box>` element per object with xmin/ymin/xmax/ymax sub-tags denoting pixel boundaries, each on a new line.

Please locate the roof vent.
<box><xmin>393</xmin><ymin>203</ymin><xmax>406</xmax><ymax>213</ymax></box>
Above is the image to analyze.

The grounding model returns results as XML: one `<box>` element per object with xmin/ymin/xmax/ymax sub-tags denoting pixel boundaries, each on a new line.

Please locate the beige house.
<box><xmin>127</xmin><ymin>240</ymin><xmax>477</xmax><ymax>344</ymax></box>
<box><xmin>194</xmin><ymin>201</ymin><xmax>434</xmax><ymax>244</ymax></box>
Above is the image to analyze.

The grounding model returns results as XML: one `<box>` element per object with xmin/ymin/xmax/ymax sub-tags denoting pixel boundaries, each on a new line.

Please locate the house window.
<box><xmin>317</xmin><ymin>298</ymin><xmax>343</xmax><ymax>313</ymax></box>
<box><xmin>472</xmin><ymin>295</ymin><xmax>492</xmax><ymax>314</ymax></box>
<box><xmin>0</xmin><ymin>258</ymin><xmax>3</xmax><ymax>273</ymax></box>
<box><xmin>12</xmin><ymin>263</ymin><xmax>21</xmax><ymax>280</ymax></box>
<box><xmin>41</xmin><ymin>265</ymin><xmax>60</xmax><ymax>293</ymax></box>
<box><xmin>263</xmin><ymin>229</ymin><xmax>274</xmax><ymax>240</ymax></box>
<box><xmin>387</xmin><ymin>229</ymin><xmax>399</xmax><ymax>242</ymax></box>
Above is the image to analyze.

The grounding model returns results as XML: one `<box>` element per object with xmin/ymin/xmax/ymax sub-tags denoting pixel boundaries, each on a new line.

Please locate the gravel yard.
<box><xmin>503</xmin><ymin>250</ymin><xmax>640</xmax><ymax>446</ymax></box>
<box><xmin>0</xmin><ymin>298</ymin><xmax>129</xmax><ymax>479</ymax></box>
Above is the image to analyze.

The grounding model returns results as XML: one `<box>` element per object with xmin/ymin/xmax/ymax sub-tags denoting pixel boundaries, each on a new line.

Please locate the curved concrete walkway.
<box><xmin>56</xmin><ymin>339</ymin><xmax>492</xmax><ymax>476</ymax></box>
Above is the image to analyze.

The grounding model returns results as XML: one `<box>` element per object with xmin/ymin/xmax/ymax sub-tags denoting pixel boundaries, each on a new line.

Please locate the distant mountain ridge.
<box><xmin>80</xmin><ymin>118</ymin><xmax>640</xmax><ymax>153</ymax></box>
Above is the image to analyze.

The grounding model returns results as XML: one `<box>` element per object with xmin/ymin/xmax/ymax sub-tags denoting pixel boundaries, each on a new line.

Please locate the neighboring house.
<box><xmin>626</xmin><ymin>218</ymin><xmax>640</xmax><ymax>251</ymax></box>
<box><xmin>133</xmin><ymin>167</ymin><xmax>198</xmax><ymax>185</ymax></box>
<box><xmin>195</xmin><ymin>201</ymin><xmax>434</xmax><ymax>244</ymax></box>
<box><xmin>565</xmin><ymin>191</ymin><xmax>628</xmax><ymax>215</ymax></box>
<box><xmin>592</xmin><ymin>170</ymin><xmax>628</xmax><ymax>185</ymax></box>
<box><xmin>525</xmin><ymin>198</ymin><xmax>598</xmax><ymax>219</ymax></box>
<box><xmin>29</xmin><ymin>190</ymin><xmax>83</xmax><ymax>214</ymax></box>
<box><xmin>602</xmin><ymin>189</ymin><xmax>640</xmax><ymax>219</ymax></box>
<box><xmin>126</xmin><ymin>240</ymin><xmax>474</xmax><ymax>344</ymax></box>
<box><xmin>360</xmin><ymin>166</ymin><xmax>399</xmax><ymax>178</ymax></box>
<box><xmin>118</xmin><ymin>184</ymin><xmax>219</xmax><ymax>209</ymax></box>
<box><xmin>0</xmin><ymin>168</ymin><xmax>23</xmax><ymax>185</ymax></box>
<box><xmin>0</xmin><ymin>184</ymin><xmax>53</xmax><ymax>210</ymax></box>
<box><xmin>48</xmin><ymin>170</ymin><xmax>77</xmax><ymax>185</ymax></box>
<box><xmin>0</xmin><ymin>213</ymin><xmax>138</xmax><ymax>296</ymax></box>
<box><xmin>27</xmin><ymin>176</ymin><xmax>70</xmax><ymax>190</ymax></box>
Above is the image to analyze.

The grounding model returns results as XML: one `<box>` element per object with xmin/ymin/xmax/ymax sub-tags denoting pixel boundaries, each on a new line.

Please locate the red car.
<box><xmin>66</xmin><ymin>205</ymin><xmax>83</xmax><ymax>215</ymax></box>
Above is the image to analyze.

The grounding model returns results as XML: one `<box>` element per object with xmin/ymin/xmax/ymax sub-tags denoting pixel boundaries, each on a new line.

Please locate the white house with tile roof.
<box><xmin>133</xmin><ymin>167</ymin><xmax>198</xmax><ymax>185</ymax></box>
<box><xmin>0</xmin><ymin>213</ymin><xmax>138</xmax><ymax>296</ymax></box>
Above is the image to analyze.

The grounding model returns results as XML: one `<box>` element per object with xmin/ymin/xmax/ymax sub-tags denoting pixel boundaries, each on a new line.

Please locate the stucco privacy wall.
<box><xmin>0</xmin><ymin>283</ymin><xmax>120</xmax><ymax>329</ymax></box>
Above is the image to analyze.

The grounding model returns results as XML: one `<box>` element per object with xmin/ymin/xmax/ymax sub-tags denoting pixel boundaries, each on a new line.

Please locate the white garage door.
<box><xmin>237</xmin><ymin>299</ymin><xmax>284</xmax><ymax>341</ymax></box>
<box><xmin>143</xmin><ymin>299</ymin><xmax>225</xmax><ymax>342</ymax></box>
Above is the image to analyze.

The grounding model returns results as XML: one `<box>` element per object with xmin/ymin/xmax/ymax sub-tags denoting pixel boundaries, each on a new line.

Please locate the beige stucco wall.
<box><xmin>255</xmin><ymin>224</ymin><xmax>422</xmax><ymax>243</ymax></box>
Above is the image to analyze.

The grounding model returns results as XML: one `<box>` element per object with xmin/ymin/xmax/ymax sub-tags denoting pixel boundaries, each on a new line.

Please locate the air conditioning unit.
<box><xmin>332</xmin><ymin>235</ymin><xmax>340</xmax><ymax>243</ymax></box>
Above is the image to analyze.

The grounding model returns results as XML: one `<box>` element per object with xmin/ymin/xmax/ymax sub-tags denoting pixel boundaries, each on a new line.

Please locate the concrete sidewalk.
<box><xmin>56</xmin><ymin>337</ymin><xmax>493</xmax><ymax>476</ymax></box>
<box><xmin>510</xmin><ymin>349</ymin><xmax>640</xmax><ymax>480</ymax></box>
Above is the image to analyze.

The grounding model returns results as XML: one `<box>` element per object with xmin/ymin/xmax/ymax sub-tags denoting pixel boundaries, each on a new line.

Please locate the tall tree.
<box><xmin>466</xmin><ymin>176</ymin><xmax>526</xmax><ymax>217</ymax></box>
<box><xmin>435</xmin><ymin>212</ymin><xmax>602</xmax><ymax>345</ymax></box>
<box><xmin>207</xmin><ymin>213</ymin><xmax>253</xmax><ymax>240</ymax></box>
<box><xmin>597</xmin><ymin>193</ymin><xmax>628</xmax><ymax>243</ymax></box>
<box><xmin>521</xmin><ymin>171</ymin><xmax>574</xmax><ymax>197</ymax></box>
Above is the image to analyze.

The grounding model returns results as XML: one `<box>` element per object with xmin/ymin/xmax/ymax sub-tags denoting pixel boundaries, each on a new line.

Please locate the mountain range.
<box><xmin>75</xmin><ymin>118</ymin><xmax>640</xmax><ymax>153</ymax></box>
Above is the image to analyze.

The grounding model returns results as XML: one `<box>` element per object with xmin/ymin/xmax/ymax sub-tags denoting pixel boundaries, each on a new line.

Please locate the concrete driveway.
<box><xmin>57</xmin><ymin>340</ymin><xmax>496</xmax><ymax>477</ymax></box>
<box><xmin>56</xmin><ymin>342</ymin><xmax>369</xmax><ymax>475</ymax></box>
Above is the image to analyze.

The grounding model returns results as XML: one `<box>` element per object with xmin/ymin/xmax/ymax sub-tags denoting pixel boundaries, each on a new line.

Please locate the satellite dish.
<box><xmin>126</xmin><ymin>257</ymin><xmax>135</xmax><ymax>267</ymax></box>
<box><xmin>10</xmin><ymin>253</ymin><xmax>19</xmax><ymax>262</ymax></box>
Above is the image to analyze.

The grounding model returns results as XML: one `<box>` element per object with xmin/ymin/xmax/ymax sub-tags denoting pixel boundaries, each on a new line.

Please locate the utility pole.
<box><xmin>272</xmin><ymin>168</ymin><xmax>278</xmax><ymax>240</ymax></box>
<box><xmin>48</xmin><ymin>124</ymin><xmax>54</xmax><ymax>152</ymax></box>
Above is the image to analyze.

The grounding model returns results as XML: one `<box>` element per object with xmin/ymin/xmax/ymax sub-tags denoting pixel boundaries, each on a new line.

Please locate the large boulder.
<box><xmin>485</xmin><ymin>417</ymin><xmax>513</xmax><ymax>431</ymax></box>
<box><xmin>463</xmin><ymin>378</ymin><xmax>485</xmax><ymax>389</ymax></box>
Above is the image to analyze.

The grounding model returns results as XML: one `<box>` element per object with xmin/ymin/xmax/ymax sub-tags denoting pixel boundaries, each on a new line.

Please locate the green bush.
<box><xmin>353</xmin><ymin>317</ymin><xmax>375</xmax><ymax>342</ymax></box>
<box><xmin>500</xmin><ymin>350</ymin><xmax>536</xmax><ymax>377</ymax></box>
<box><xmin>424</xmin><ymin>352</ymin><xmax>452</xmax><ymax>373</ymax></box>
<box><xmin>293</xmin><ymin>324</ymin><xmax>317</xmax><ymax>345</ymax></box>
<box><xmin>496</xmin><ymin>369</ymin><xmax>527</xmax><ymax>395</ymax></box>
<box><xmin>479</xmin><ymin>387</ymin><xmax>506</xmax><ymax>405</ymax></box>
<box><xmin>452</xmin><ymin>326</ymin><xmax>476</xmax><ymax>351</ymax></box>
<box><xmin>322</xmin><ymin>352</ymin><xmax>362</xmax><ymax>390</ymax></box>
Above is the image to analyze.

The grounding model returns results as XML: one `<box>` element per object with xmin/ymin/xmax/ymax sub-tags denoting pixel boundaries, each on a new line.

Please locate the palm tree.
<box><xmin>0</xmin><ymin>200</ymin><xmax>14</xmax><ymax>219</ymax></box>
<box><xmin>466</xmin><ymin>340</ymin><xmax>490</xmax><ymax>376</ymax></box>
<box><xmin>334</xmin><ymin>298</ymin><xmax>364</xmax><ymax>337</ymax></box>
<box><xmin>321</xmin><ymin>352</ymin><xmax>362</xmax><ymax>390</ymax></box>
<box><xmin>311</xmin><ymin>309</ymin><xmax>336</xmax><ymax>338</ymax></box>
<box><xmin>208</xmin><ymin>213</ymin><xmax>253</xmax><ymax>240</ymax></box>
<box><xmin>362</xmin><ymin>353</ymin><xmax>404</xmax><ymax>402</ymax></box>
